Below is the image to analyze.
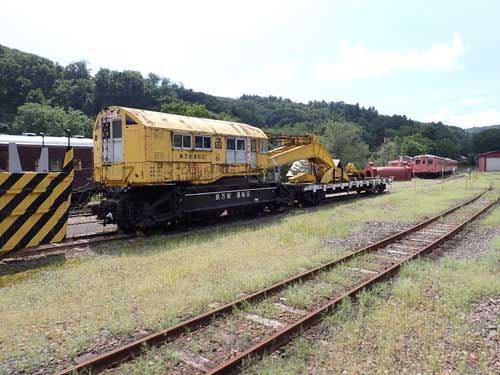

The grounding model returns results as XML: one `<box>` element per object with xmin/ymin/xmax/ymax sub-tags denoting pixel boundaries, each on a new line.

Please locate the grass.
<box><xmin>0</xmin><ymin>175</ymin><xmax>498</xmax><ymax>373</ymax></box>
<box><xmin>246</xmin><ymin>201</ymin><xmax>500</xmax><ymax>375</ymax></box>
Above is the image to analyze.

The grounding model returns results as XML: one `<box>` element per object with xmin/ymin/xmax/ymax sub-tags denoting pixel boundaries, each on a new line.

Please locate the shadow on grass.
<box><xmin>93</xmin><ymin>191</ymin><xmax>381</xmax><ymax>258</ymax></box>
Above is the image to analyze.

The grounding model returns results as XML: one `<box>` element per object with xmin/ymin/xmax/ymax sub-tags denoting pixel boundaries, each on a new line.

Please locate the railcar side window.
<box><xmin>237</xmin><ymin>139</ymin><xmax>245</xmax><ymax>151</ymax></box>
<box><xmin>125</xmin><ymin>115</ymin><xmax>137</xmax><ymax>125</ymax></box>
<box><xmin>194</xmin><ymin>135</ymin><xmax>212</xmax><ymax>150</ymax></box>
<box><xmin>203</xmin><ymin>136</ymin><xmax>211</xmax><ymax>150</ymax></box>
<box><xmin>227</xmin><ymin>138</ymin><xmax>235</xmax><ymax>150</ymax></box>
<box><xmin>182</xmin><ymin>135</ymin><xmax>192</xmax><ymax>149</ymax></box>
<box><xmin>259</xmin><ymin>140</ymin><xmax>268</xmax><ymax>153</ymax></box>
<box><xmin>112</xmin><ymin>119</ymin><xmax>122</xmax><ymax>138</ymax></box>
<box><xmin>251</xmin><ymin>139</ymin><xmax>256</xmax><ymax>152</ymax></box>
<box><xmin>173</xmin><ymin>134</ymin><xmax>192</xmax><ymax>149</ymax></box>
<box><xmin>173</xmin><ymin>134</ymin><xmax>183</xmax><ymax>148</ymax></box>
<box><xmin>195</xmin><ymin>135</ymin><xmax>203</xmax><ymax>149</ymax></box>
<box><xmin>428</xmin><ymin>160</ymin><xmax>433</xmax><ymax>164</ymax></box>
<box><xmin>415</xmin><ymin>160</ymin><xmax>421</xmax><ymax>164</ymax></box>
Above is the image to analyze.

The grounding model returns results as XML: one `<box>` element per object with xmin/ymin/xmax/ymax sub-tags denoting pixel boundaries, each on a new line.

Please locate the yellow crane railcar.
<box><xmin>94</xmin><ymin>107</ymin><xmax>387</xmax><ymax>231</ymax></box>
<box><xmin>94</xmin><ymin>106</ymin><xmax>280</xmax><ymax>230</ymax></box>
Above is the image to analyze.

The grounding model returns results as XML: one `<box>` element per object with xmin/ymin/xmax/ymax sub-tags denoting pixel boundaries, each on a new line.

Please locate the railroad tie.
<box><xmin>244</xmin><ymin>314</ymin><xmax>285</xmax><ymax>329</ymax></box>
<box><xmin>391</xmin><ymin>244</ymin><xmax>420</xmax><ymax>251</ymax></box>
<box><xmin>273</xmin><ymin>302</ymin><xmax>308</xmax><ymax>316</ymax></box>
<box><xmin>213</xmin><ymin>329</ymin><xmax>251</xmax><ymax>350</ymax></box>
<box><xmin>346</xmin><ymin>267</ymin><xmax>378</xmax><ymax>275</ymax></box>
<box><xmin>175</xmin><ymin>348</ymin><xmax>216</xmax><ymax>372</ymax></box>
<box><xmin>387</xmin><ymin>249</ymin><xmax>409</xmax><ymax>256</ymax></box>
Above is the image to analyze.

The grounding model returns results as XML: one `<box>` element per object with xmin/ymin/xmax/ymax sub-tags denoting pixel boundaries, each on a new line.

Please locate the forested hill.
<box><xmin>1</xmin><ymin>43</ymin><xmax>495</xmax><ymax>166</ymax></box>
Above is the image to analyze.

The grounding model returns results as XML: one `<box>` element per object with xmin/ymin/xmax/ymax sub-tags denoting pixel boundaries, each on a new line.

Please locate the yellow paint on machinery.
<box><xmin>93</xmin><ymin>106</ymin><xmax>269</xmax><ymax>186</ymax></box>
<box><xmin>93</xmin><ymin>106</ymin><xmax>356</xmax><ymax>187</ymax></box>
<box><xmin>0</xmin><ymin>148</ymin><xmax>74</xmax><ymax>259</ymax></box>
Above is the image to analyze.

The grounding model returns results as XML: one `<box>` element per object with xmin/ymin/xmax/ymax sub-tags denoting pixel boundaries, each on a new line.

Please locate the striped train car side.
<box><xmin>0</xmin><ymin>147</ymin><xmax>74</xmax><ymax>259</ymax></box>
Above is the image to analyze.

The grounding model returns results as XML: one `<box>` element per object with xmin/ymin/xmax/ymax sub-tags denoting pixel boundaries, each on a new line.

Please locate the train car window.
<box><xmin>182</xmin><ymin>135</ymin><xmax>192</xmax><ymax>149</ymax></box>
<box><xmin>227</xmin><ymin>138</ymin><xmax>235</xmax><ymax>150</ymax></box>
<box><xmin>125</xmin><ymin>115</ymin><xmax>137</xmax><ymax>125</ymax></box>
<box><xmin>195</xmin><ymin>135</ymin><xmax>203</xmax><ymax>149</ymax></box>
<box><xmin>428</xmin><ymin>160</ymin><xmax>433</xmax><ymax>164</ymax></box>
<box><xmin>203</xmin><ymin>136</ymin><xmax>211</xmax><ymax>150</ymax></box>
<box><xmin>259</xmin><ymin>140</ymin><xmax>268</xmax><ymax>153</ymax></box>
<box><xmin>173</xmin><ymin>134</ymin><xmax>183</xmax><ymax>148</ymax></box>
<box><xmin>415</xmin><ymin>160</ymin><xmax>421</xmax><ymax>164</ymax></box>
<box><xmin>251</xmin><ymin>139</ymin><xmax>256</xmax><ymax>152</ymax></box>
<box><xmin>237</xmin><ymin>139</ymin><xmax>245</xmax><ymax>151</ymax></box>
<box><xmin>112</xmin><ymin>119</ymin><xmax>122</xmax><ymax>138</ymax></box>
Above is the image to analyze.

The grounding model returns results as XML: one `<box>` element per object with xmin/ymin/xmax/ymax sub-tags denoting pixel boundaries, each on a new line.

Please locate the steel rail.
<box><xmin>17</xmin><ymin>232</ymin><xmax>130</xmax><ymax>258</ymax></box>
<box><xmin>207</xmin><ymin>196</ymin><xmax>498</xmax><ymax>374</ymax></box>
<box><xmin>53</xmin><ymin>189</ymin><xmax>491</xmax><ymax>375</ymax></box>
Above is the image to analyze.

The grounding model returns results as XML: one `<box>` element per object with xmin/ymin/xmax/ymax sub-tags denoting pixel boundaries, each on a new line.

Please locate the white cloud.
<box><xmin>315</xmin><ymin>33</ymin><xmax>467</xmax><ymax>82</ymax></box>
<box><xmin>458</xmin><ymin>97</ymin><xmax>484</xmax><ymax>105</ymax></box>
<box><xmin>424</xmin><ymin>108</ymin><xmax>500</xmax><ymax>128</ymax></box>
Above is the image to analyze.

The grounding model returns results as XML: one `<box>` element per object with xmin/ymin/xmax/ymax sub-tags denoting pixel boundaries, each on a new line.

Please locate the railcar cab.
<box><xmin>100</xmin><ymin>109</ymin><xmax>124</xmax><ymax>164</ymax></box>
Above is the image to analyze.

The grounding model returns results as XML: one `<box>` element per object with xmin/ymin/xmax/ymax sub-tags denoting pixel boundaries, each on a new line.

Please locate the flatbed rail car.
<box><xmin>93</xmin><ymin>106</ymin><xmax>389</xmax><ymax>231</ymax></box>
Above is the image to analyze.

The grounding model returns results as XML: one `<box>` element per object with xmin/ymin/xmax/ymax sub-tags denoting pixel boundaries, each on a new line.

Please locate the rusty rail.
<box><xmin>207</xmin><ymin>196</ymin><xmax>498</xmax><ymax>374</ymax></box>
<box><xmin>53</xmin><ymin>189</ymin><xmax>493</xmax><ymax>374</ymax></box>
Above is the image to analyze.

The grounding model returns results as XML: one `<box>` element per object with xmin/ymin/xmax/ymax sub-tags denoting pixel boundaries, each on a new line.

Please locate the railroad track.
<box><xmin>54</xmin><ymin>189</ymin><xmax>497</xmax><ymax>375</ymax></box>
<box><xmin>8</xmin><ymin>190</ymin><xmax>371</xmax><ymax>261</ymax></box>
<box><xmin>17</xmin><ymin>231</ymin><xmax>131</xmax><ymax>258</ymax></box>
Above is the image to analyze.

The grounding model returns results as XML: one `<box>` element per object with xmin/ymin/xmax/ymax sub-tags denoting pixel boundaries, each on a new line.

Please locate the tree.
<box><xmin>400</xmin><ymin>134</ymin><xmax>431</xmax><ymax>156</ymax></box>
<box><xmin>161</xmin><ymin>100</ymin><xmax>237</xmax><ymax>121</ymax></box>
<box><xmin>12</xmin><ymin>103</ymin><xmax>93</xmax><ymax>137</ymax></box>
<box><xmin>472</xmin><ymin>128</ymin><xmax>500</xmax><ymax>154</ymax></box>
<box><xmin>319</xmin><ymin>121</ymin><xmax>369</xmax><ymax>167</ymax></box>
<box><xmin>369</xmin><ymin>138</ymin><xmax>400</xmax><ymax>165</ymax></box>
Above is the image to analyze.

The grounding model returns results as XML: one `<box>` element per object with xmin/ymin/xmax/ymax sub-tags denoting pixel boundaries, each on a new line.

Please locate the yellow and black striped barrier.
<box><xmin>0</xmin><ymin>147</ymin><xmax>73</xmax><ymax>259</ymax></box>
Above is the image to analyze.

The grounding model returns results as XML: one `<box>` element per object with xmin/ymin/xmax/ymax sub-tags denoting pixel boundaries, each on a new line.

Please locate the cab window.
<box><xmin>415</xmin><ymin>160</ymin><xmax>421</xmax><ymax>164</ymax></box>
<box><xmin>428</xmin><ymin>159</ymin><xmax>433</xmax><ymax>165</ymax></box>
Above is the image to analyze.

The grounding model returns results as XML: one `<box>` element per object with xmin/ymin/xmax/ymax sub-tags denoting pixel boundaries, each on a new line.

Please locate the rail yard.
<box><xmin>0</xmin><ymin>107</ymin><xmax>499</xmax><ymax>374</ymax></box>
<box><xmin>0</xmin><ymin>172</ymin><xmax>499</xmax><ymax>374</ymax></box>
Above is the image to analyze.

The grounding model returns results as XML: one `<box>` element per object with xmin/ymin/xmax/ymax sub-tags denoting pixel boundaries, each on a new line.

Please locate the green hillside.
<box><xmin>0</xmin><ymin>44</ymin><xmax>494</xmax><ymax>165</ymax></box>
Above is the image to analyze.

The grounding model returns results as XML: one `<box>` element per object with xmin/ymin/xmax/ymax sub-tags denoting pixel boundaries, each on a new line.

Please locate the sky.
<box><xmin>1</xmin><ymin>0</ymin><xmax>500</xmax><ymax>128</ymax></box>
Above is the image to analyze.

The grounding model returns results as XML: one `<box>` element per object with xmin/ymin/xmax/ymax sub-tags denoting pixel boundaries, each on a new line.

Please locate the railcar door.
<box><xmin>250</xmin><ymin>139</ymin><xmax>257</xmax><ymax>168</ymax></box>
<box><xmin>236</xmin><ymin>138</ymin><xmax>246</xmax><ymax>163</ymax></box>
<box><xmin>226</xmin><ymin>137</ymin><xmax>236</xmax><ymax>164</ymax></box>
<box><xmin>102</xmin><ymin>117</ymin><xmax>123</xmax><ymax>163</ymax></box>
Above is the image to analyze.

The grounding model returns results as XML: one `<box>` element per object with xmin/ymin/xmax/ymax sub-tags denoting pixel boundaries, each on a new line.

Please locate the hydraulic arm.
<box><xmin>265</xmin><ymin>134</ymin><xmax>351</xmax><ymax>183</ymax></box>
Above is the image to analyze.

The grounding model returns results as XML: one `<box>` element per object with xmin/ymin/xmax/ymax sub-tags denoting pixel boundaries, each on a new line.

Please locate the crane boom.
<box><xmin>265</xmin><ymin>134</ymin><xmax>334</xmax><ymax>169</ymax></box>
<box><xmin>264</xmin><ymin>134</ymin><xmax>352</xmax><ymax>183</ymax></box>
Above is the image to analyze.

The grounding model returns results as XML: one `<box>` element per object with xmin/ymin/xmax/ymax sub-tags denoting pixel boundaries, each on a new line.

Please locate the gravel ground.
<box><xmin>253</xmin><ymin>207</ymin><xmax>500</xmax><ymax>375</ymax></box>
<box><xmin>464</xmin><ymin>296</ymin><xmax>500</xmax><ymax>371</ymax></box>
<box><xmin>322</xmin><ymin>221</ymin><xmax>412</xmax><ymax>251</ymax></box>
<box><xmin>430</xmin><ymin>222</ymin><xmax>500</xmax><ymax>260</ymax></box>
<box><xmin>66</xmin><ymin>215</ymin><xmax>116</xmax><ymax>237</ymax></box>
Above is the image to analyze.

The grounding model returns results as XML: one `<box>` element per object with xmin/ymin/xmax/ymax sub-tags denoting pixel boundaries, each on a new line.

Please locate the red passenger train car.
<box><xmin>413</xmin><ymin>154</ymin><xmax>458</xmax><ymax>178</ymax></box>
